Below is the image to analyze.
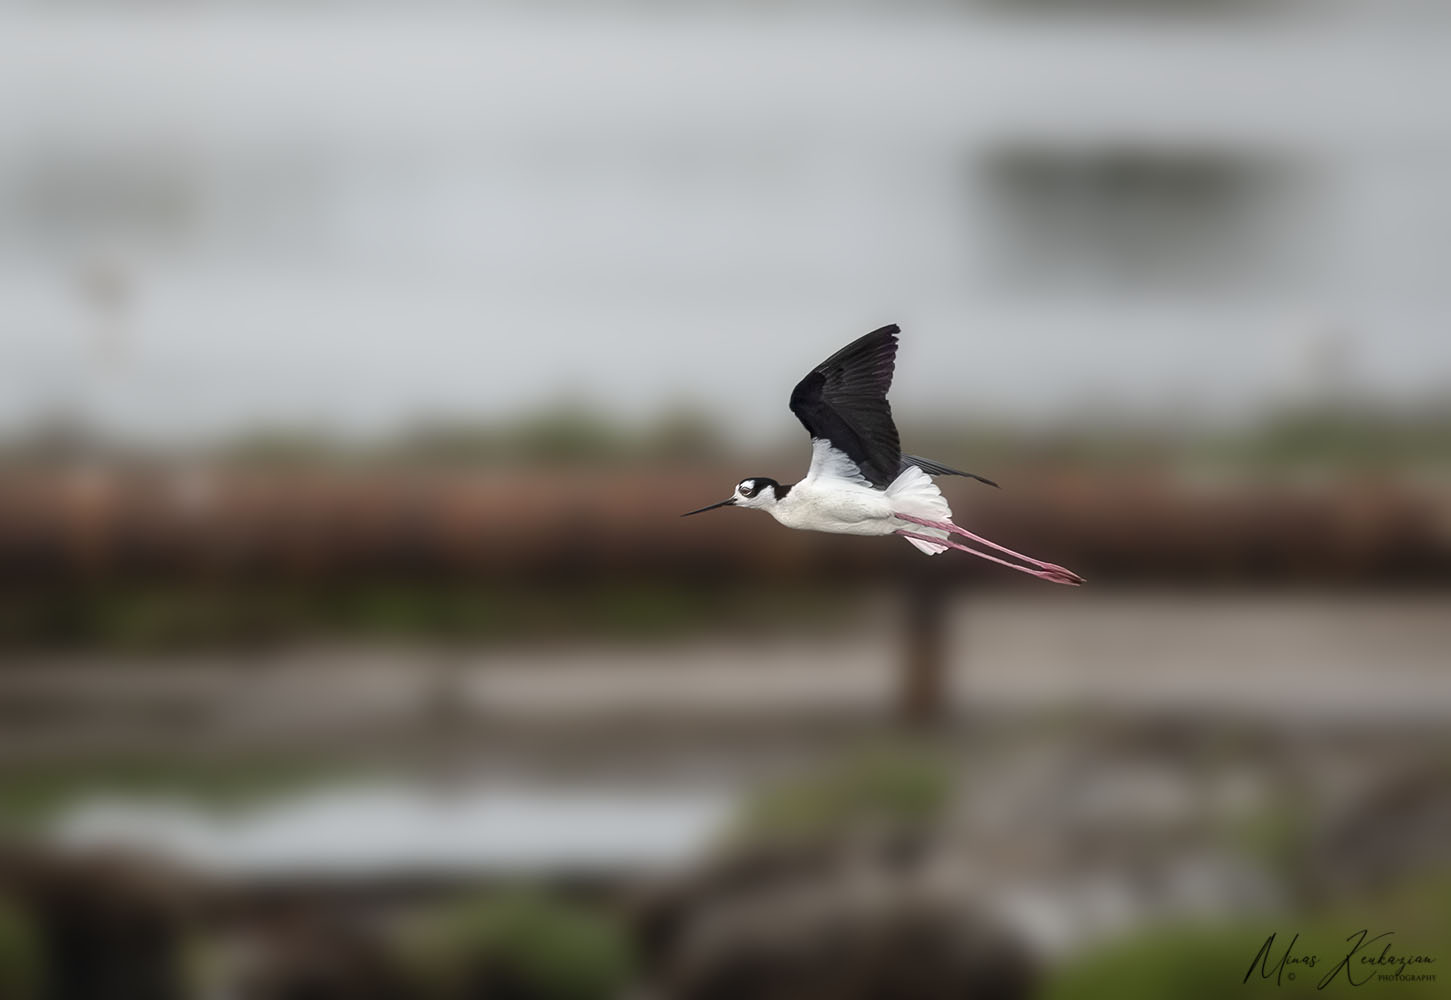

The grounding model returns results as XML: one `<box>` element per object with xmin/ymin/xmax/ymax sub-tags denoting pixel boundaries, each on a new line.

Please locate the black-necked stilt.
<box><xmin>681</xmin><ymin>325</ymin><xmax>1083</xmax><ymax>585</ymax></box>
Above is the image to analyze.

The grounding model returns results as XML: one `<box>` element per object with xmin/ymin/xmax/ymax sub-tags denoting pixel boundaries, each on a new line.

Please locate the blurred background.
<box><xmin>1</xmin><ymin>1</ymin><xmax>1449</xmax><ymax>997</ymax></box>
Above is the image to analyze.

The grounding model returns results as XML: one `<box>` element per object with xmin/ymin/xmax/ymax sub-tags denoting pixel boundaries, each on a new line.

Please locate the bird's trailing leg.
<box><xmin>893</xmin><ymin>531</ymin><xmax>1080</xmax><ymax>586</ymax></box>
<box><xmin>893</xmin><ymin>513</ymin><xmax>1084</xmax><ymax>586</ymax></box>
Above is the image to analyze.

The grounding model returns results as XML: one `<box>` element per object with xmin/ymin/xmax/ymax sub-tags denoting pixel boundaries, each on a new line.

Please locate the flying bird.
<box><xmin>681</xmin><ymin>324</ymin><xmax>1083</xmax><ymax>585</ymax></box>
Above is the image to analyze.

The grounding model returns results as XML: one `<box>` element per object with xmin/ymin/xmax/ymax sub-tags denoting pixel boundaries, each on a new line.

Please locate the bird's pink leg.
<box><xmin>894</xmin><ymin>530</ymin><xmax>1081</xmax><ymax>586</ymax></box>
<box><xmin>894</xmin><ymin>512</ymin><xmax>1085</xmax><ymax>585</ymax></box>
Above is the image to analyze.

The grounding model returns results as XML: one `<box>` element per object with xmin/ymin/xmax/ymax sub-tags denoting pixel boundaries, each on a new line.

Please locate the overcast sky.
<box><xmin>2</xmin><ymin>7</ymin><xmax>1447</xmax><ymax>443</ymax></box>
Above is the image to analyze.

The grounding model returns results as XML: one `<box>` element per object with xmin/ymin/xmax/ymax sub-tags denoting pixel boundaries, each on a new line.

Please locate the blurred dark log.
<box><xmin>633</xmin><ymin>829</ymin><xmax>1039</xmax><ymax>1000</ymax></box>
<box><xmin>0</xmin><ymin>466</ymin><xmax>1447</xmax><ymax>586</ymax></box>
<box><xmin>1</xmin><ymin>847</ymin><xmax>197</xmax><ymax>1000</ymax></box>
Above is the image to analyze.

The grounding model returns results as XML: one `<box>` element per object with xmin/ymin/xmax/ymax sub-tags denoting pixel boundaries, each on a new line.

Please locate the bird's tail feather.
<box><xmin>887</xmin><ymin>465</ymin><xmax>954</xmax><ymax>555</ymax></box>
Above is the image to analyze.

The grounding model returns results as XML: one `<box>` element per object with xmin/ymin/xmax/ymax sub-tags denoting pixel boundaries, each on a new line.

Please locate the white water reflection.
<box><xmin>52</xmin><ymin>782</ymin><xmax>735</xmax><ymax>880</ymax></box>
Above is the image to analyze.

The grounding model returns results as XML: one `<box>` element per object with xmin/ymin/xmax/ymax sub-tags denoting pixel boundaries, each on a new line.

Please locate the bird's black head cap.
<box><xmin>737</xmin><ymin>477</ymin><xmax>790</xmax><ymax>501</ymax></box>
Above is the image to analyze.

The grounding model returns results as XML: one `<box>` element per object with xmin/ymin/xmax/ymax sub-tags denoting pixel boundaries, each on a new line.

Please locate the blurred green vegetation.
<box><xmin>1045</xmin><ymin>871</ymin><xmax>1451</xmax><ymax>1000</ymax></box>
<box><xmin>732</xmin><ymin>743</ymin><xmax>955</xmax><ymax>843</ymax></box>
<box><xmin>404</xmin><ymin>889</ymin><xmax>635</xmax><ymax>1000</ymax></box>
<box><xmin>4</xmin><ymin>403</ymin><xmax>1449</xmax><ymax>473</ymax></box>
<box><xmin>0</xmin><ymin>757</ymin><xmax>346</xmax><ymax>829</ymax></box>
<box><xmin>0</xmin><ymin>894</ymin><xmax>39</xmax><ymax>1000</ymax></box>
<box><xmin>0</xmin><ymin>582</ymin><xmax>856</xmax><ymax>651</ymax></box>
<box><xmin>221</xmin><ymin>404</ymin><xmax>728</xmax><ymax>469</ymax></box>
<box><xmin>1229</xmin><ymin>797</ymin><xmax>1316</xmax><ymax>884</ymax></box>
<box><xmin>1199</xmin><ymin>406</ymin><xmax>1451</xmax><ymax>474</ymax></box>
<box><xmin>902</xmin><ymin>403</ymin><xmax>1451</xmax><ymax>476</ymax></box>
<box><xmin>208</xmin><ymin>403</ymin><xmax>1451</xmax><ymax>474</ymax></box>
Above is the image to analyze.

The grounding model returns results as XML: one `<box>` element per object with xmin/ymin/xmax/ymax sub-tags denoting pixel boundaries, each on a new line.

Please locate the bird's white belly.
<box><xmin>770</xmin><ymin>483</ymin><xmax>897</xmax><ymax>536</ymax></box>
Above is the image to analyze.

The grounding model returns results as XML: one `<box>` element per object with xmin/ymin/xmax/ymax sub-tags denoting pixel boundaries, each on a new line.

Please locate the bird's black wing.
<box><xmin>900</xmin><ymin>454</ymin><xmax>1000</xmax><ymax>489</ymax></box>
<box><xmin>789</xmin><ymin>324</ymin><xmax>902</xmax><ymax>490</ymax></box>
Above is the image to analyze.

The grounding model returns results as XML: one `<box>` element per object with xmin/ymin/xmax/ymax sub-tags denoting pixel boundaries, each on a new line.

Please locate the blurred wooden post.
<box><xmin>425</xmin><ymin>649</ymin><xmax>469</xmax><ymax>778</ymax></box>
<box><xmin>898</xmin><ymin>578</ymin><xmax>948</xmax><ymax>727</ymax></box>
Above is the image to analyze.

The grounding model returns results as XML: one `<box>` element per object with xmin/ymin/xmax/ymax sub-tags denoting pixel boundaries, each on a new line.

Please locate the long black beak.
<box><xmin>681</xmin><ymin>497</ymin><xmax>737</xmax><ymax>517</ymax></box>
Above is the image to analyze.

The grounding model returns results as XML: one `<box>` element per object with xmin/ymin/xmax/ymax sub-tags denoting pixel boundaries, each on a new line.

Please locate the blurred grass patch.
<box><xmin>1207</xmin><ymin>407</ymin><xmax>1451</xmax><ymax>473</ymax></box>
<box><xmin>732</xmin><ymin>743</ymin><xmax>955</xmax><ymax>843</ymax></box>
<box><xmin>0</xmin><ymin>756</ymin><xmax>346</xmax><ymax>830</ymax></box>
<box><xmin>203</xmin><ymin>406</ymin><xmax>1451</xmax><ymax>475</ymax></box>
<box><xmin>0</xmin><ymin>582</ymin><xmax>857</xmax><ymax>652</ymax></box>
<box><xmin>404</xmin><ymin>888</ymin><xmax>634</xmax><ymax>1000</ymax></box>
<box><xmin>902</xmin><ymin>405</ymin><xmax>1451</xmax><ymax>476</ymax></box>
<box><xmin>387</xmin><ymin>404</ymin><xmax>726</xmax><ymax>468</ymax></box>
<box><xmin>1045</xmin><ymin>871</ymin><xmax>1451</xmax><ymax>1000</ymax></box>
<box><xmin>1229</xmin><ymin>797</ymin><xmax>1315</xmax><ymax>882</ymax></box>
<box><xmin>0</xmin><ymin>895</ymin><xmax>40</xmax><ymax>1000</ymax></box>
<box><xmin>7</xmin><ymin>405</ymin><xmax>1449</xmax><ymax>477</ymax></box>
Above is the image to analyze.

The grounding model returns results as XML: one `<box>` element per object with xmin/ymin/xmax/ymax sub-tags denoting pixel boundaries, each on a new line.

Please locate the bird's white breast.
<box><xmin>769</xmin><ymin>481</ymin><xmax>897</xmax><ymax>536</ymax></box>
